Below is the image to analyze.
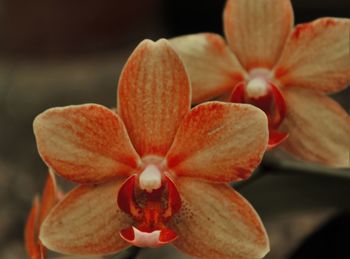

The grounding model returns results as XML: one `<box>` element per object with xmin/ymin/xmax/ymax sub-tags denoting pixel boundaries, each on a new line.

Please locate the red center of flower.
<box><xmin>230</xmin><ymin>74</ymin><xmax>288</xmax><ymax>148</ymax></box>
<box><xmin>117</xmin><ymin>157</ymin><xmax>181</xmax><ymax>247</ymax></box>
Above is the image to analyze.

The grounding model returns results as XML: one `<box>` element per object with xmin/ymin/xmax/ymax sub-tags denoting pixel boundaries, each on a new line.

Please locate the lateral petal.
<box><xmin>170</xmin><ymin>33</ymin><xmax>246</xmax><ymax>103</ymax></box>
<box><xmin>170</xmin><ymin>179</ymin><xmax>269</xmax><ymax>259</ymax></box>
<box><xmin>25</xmin><ymin>197</ymin><xmax>42</xmax><ymax>259</ymax></box>
<box><xmin>224</xmin><ymin>0</ymin><xmax>294</xmax><ymax>70</ymax></box>
<box><xmin>166</xmin><ymin>102</ymin><xmax>268</xmax><ymax>182</ymax></box>
<box><xmin>118</xmin><ymin>39</ymin><xmax>191</xmax><ymax>157</ymax></box>
<box><xmin>39</xmin><ymin>171</ymin><xmax>60</xmax><ymax>225</ymax></box>
<box><xmin>34</xmin><ymin>104</ymin><xmax>140</xmax><ymax>184</ymax></box>
<box><xmin>281</xmin><ymin>87</ymin><xmax>350</xmax><ymax>167</ymax></box>
<box><xmin>40</xmin><ymin>180</ymin><xmax>131</xmax><ymax>255</ymax></box>
<box><xmin>275</xmin><ymin>18</ymin><xmax>350</xmax><ymax>93</ymax></box>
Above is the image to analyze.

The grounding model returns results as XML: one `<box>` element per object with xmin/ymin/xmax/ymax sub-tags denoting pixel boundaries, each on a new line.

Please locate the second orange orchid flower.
<box><xmin>170</xmin><ymin>0</ymin><xmax>350</xmax><ymax>167</ymax></box>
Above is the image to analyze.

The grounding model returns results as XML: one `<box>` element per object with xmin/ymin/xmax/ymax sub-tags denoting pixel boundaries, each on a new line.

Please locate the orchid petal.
<box><xmin>25</xmin><ymin>197</ymin><xmax>42</xmax><ymax>259</ymax></box>
<box><xmin>25</xmin><ymin>172</ymin><xmax>60</xmax><ymax>259</ymax></box>
<box><xmin>224</xmin><ymin>0</ymin><xmax>294</xmax><ymax>70</ymax></box>
<box><xmin>118</xmin><ymin>39</ymin><xmax>190</xmax><ymax>157</ymax></box>
<box><xmin>170</xmin><ymin>33</ymin><xmax>246</xmax><ymax>103</ymax></box>
<box><xmin>166</xmin><ymin>102</ymin><xmax>268</xmax><ymax>182</ymax></box>
<box><xmin>281</xmin><ymin>88</ymin><xmax>350</xmax><ymax>167</ymax></box>
<box><xmin>34</xmin><ymin>104</ymin><xmax>140</xmax><ymax>184</ymax></box>
<box><xmin>40</xmin><ymin>180</ymin><xmax>131</xmax><ymax>255</ymax></box>
<box><xmin>39</xmin><ymin>171</ymin><xmax>60</xmax><ymax>225</ymax></box>
<box><xmin>275</xmin><ymin>18</ymin><xmax>350</xmax><ymax>93</ymax></box>
<box><xmin>170</xmin><ymin>179</ymin><xmax>269</xmax><ymax>259</ymax></box>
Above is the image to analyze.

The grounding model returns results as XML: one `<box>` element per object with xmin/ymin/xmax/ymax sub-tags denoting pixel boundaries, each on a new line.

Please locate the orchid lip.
<box><xmin>117</xmin><ymin>173</ymin><xmax>182</xmax><ymax>247</ymax></box>
<box><xmin>120</xmin><ymin>226</ymin><xmax>178</xmax><ymax>248</ymax></box>
<box><xmin>120</xmin><ymin>227</ymin><xmax>161</xmax><ymax>247</ymax></box>
<box><xmin>230</xmin><ymin>79</ymin><xmax>288</xmax><ymax>148</ymax></box>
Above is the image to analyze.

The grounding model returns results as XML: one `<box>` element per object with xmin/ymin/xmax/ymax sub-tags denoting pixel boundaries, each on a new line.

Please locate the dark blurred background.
<box><xmin>0</xmin><ymin>0</ymin><xmax>349</xmax><ymax>258</ymax></box>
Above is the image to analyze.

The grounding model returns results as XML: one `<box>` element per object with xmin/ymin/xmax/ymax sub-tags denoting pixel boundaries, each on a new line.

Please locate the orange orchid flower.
<box><xmin>170</xmin><ymin>0</ymin><xmax>350</xmax><ymax>166</ymax></box>
<box><xmin>25</xmin><ymin>171</ymin><xmax>61</xmax><ymax>259</ymax></box>
<box><xmin>33</xmin><ymin>39</ymin><xmax>269</xmax><ymax>258</ymax></box>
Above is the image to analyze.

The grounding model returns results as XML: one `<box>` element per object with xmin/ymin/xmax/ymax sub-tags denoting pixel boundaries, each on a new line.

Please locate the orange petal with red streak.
<box><xmin>40</xmin><ymin>180</ymin><xmax>131</xmax><ymax>255</ymax></box>
<box><xmin>166</xmin><ymin>102</ymin><xmax>268</xmax><ymax>182</ymax></box>
<box><xmin>224</xmin><ymin>0</ymin><xmax>293</xmax><ymax>70</ymax></box>
<box><xmin>281</xmin><ymin>87</ymin><xmax>350</xmax><ymax>167</ymax></box>
<box><xmin>170</xmin><ymin>33</ymin><xmax>246</xmax><ymax>103</ymax></box>
<box><xmin>275</xmin><ymin>18</ymin><xmax>350</xmax><ymax>93</ymax></box>
<box><xmin>118</xmin><ymin>39</ymin><xmax>191</xmax><ymax>157</ymax></box>
<box><xmin>170</xmin><ymin>179</ymin><xmax>269</xmax><ymax>259</ymax></box>
<box><xmin>34</xmin><ymin>104</ymin><xmax>141</xmax><ymax>184</ymax></box>
<box><xmin>25</xmin><ymin>196</ymin><xmax>42</xmax><ymax>259</ymax></box>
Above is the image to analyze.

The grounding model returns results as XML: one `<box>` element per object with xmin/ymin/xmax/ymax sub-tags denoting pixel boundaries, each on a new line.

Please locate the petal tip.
<box><xmin>136</xmin><ymin>38</ymin><xmax>173</xmax><ymax>52</ymax></box>
<box><xmin>38</xmin><ymin>221</ymin><xmax>53</xmax><ymax>252</ymax></box>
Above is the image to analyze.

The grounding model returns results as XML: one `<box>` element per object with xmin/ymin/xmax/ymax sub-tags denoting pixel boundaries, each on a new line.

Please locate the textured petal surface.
<box><xmin>170</xmin><ymin>33</ymin><xmax>246</xmax><ymax>103</ymax></box>
<box><xmin>275</xmin><ymin>18</ymin><xmax>350</xmax><ymax>93</ymax></box>
<box><xmin>118</xmin><ymin>39</ymin><xmax>190</xmax><ymax>157</ymax></box>
<box><xmin>40</xmin><ymin>180</ymin><xmax>131</xmax><ymax>255</ymax></box>
<box><xmin>281</xmin><ymin>88</ymin><xmax>350</xmax><ymax>167</ymax></box>
<box><xmin>39</xmin><ymin>171</ymin><xmax>60</xmax><ymax>225</ymax></box>
<box><xmin>224</xmin><ymin>0</ymin><xmax>293</xmax><ymax>70</ymax></box>
<box><xmin>166</xmin><ymin>102</ymin><xmax>268</xmax><ymax>182</ymax></box>
<box><xmin>170</xmin><ymin>179</ymin><xmax>269</xmax><ymax>259</ymax></box>
<box><xmin>34</xmin><ymin>104</ymin><xmax>140</xmax><ymax>184</ymax></box>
